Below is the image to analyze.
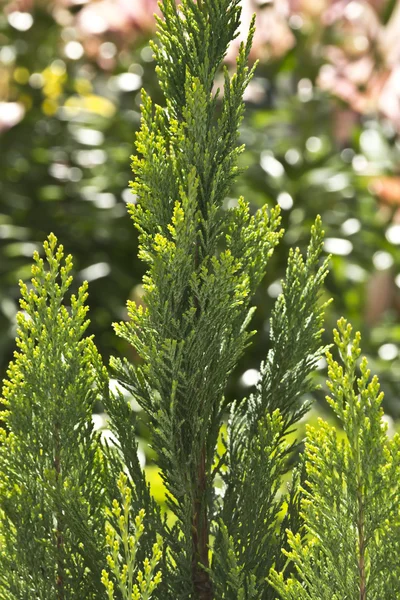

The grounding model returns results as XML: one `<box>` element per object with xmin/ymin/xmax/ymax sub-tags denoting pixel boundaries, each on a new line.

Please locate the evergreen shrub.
<box><xmin>0</xmin><ymin>1</ymin><xmax>398</xmax><ymax>598</ymax></box>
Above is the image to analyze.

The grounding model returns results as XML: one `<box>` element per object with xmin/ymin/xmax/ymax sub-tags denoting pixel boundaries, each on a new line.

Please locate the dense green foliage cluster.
<box><xmin>0</xmin><ymin>1</ymin><xmax>399</xmax><ymax>599</ymax></box>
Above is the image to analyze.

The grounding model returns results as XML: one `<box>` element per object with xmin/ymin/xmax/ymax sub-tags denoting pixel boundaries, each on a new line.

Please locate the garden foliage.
<box><xmin>0</xmin><ymin>1</ymin><xmax>398</xmax><ymax>599</ymax></box>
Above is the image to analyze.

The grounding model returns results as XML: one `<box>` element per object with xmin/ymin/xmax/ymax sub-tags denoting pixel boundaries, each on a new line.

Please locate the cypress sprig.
<box><xmin>213</xmin><ymin>216</ymin><xmax>330</xmax><ymax>598</ymax></box>
<box><xmin>101</xmin><ymin>472</ymin><xmax>163</xmax><ymax>600</ymax></box>
<box><xmin>0</xmin><ymin>234</ymin><xmax>108</xmax><ymax>599</ymax></box>
<box><xmin>269</xmin><ymin>319</ymin><xmax>400</xmax><ymax>600</ymax></box>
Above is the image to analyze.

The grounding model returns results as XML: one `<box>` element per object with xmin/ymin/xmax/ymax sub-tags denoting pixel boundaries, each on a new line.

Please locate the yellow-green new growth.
<box><xmin>102</xmin><ymin>473</ymin><xmax>162</xmax><ymax>600</ymax></box>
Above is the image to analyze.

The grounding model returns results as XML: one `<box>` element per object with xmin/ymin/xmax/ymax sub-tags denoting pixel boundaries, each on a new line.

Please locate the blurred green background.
<box><xmin>2</xmin><ymin>0</ymin><xmax>400</xmax><ymax>456</ymax></box>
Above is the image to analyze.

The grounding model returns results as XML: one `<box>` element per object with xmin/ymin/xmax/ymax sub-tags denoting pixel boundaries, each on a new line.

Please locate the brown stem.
<box><xmin>191</xmin><ymin>444</ymin><xmax>213</xmax><ymax>600</ymax></box>
<box><xmin>357</xmin><ymin>487</ymin><xmax>367</xmax><ymax>600</ymax></box>
<box><xmin>189</xmin><ymin>194</ymin><xmax>212</xmax><ymax>599</ymax></box>
<box><xmin>54</xmin><ymin>421</ymin><xmax>64</xmax><ymax>600</ymax></box>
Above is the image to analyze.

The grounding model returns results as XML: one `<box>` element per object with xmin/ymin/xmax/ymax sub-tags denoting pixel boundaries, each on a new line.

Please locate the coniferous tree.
<box><xmin>269</xmin><ymin>319</ymin><xmax>400</xmax><ymax>600</ymax></box>
<box><xmin>108</xmin><ymin>1</ymin><xmax>329</xmax><ymax>598</ymax></box>
<box><xmin>0</xmin><ymin>235</ymin><xmax>163</xmax><ymax>599</ymax></box>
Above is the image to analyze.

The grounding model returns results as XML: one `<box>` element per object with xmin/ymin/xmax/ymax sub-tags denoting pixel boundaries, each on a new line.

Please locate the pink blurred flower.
<box><xmin>227</xmin><ymin>1</ymin><xmax>400</xmax><ymax>128</ymax></box>
<box><xmin>287</xmin><ymin>0</ymin><xmax>330</xmax><ymax>21</ymax></box>
<box><xmin>76</xmin><ymin>0</ymin><xmax>160</xmax><ymax>36</ymax></box>
<box><xmin>317</xmin><ymin>1</ymin><xmax>400</xmax><ymax>128</ymax></box>
<box><xmin>226</xmin><ymin>0</ymin><xmax>295</xmax><ymax>63</ymax></box>
<box><xmin>3</xmin><ymin>0</ymin><xmax>34</xmax><ymax>14</ymax></box>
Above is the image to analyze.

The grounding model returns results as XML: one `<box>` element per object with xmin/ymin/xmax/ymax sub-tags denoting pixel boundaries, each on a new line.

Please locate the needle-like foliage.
<box><xmin>101</xmin><ymin>473</ymin><xmax>163</xmax><ymax>600</ymax></box>
<box><xmin>269</xmin><ymin>319</ymin><xmax>400</xmax><ymax>600</ymax></box>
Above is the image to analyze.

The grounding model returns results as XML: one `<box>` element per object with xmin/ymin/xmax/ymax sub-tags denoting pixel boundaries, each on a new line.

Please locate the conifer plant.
<box><xmin>0</xmin><ymin>1</ymin><xmax>398</xmax><ymax>599</ymax></box>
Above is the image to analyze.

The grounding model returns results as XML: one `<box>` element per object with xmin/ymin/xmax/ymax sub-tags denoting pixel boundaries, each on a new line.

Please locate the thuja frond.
<box><xmin>254</xmin><ymin>214</ymin><xmax>331</xmax><ymax>429</ymax></box>
<box><xmin>110</xmin><ymin>1</ymin><xmax>282</xmax><ymax>597</ymax></box>
<box><xmin>101</xmin><ymin>473</ymin><xmax>162</xmax><ymax>600</ymax></box>
<box><xmin>269</xmin><ymin>319</ymin><xmax>400</xmax><ymax>600</ymax></box>
<box><xmin>0</xmin><ymin>234</ymin><xmax>108</xmax><ymax>599</ymax></box>
<box><xmin>102</xmin><ymin>388</ymin><xmax>165</xmax><ymax>554</ymax></box>
<box><xmin>213</xmin><ymin>217</ymin><xmax>330</xmax><ymax>598</ymax></box>
<box><xmin>210</xmin><ymin>522</ymin><xmax>257</xmax><ymax>600</ymax></box>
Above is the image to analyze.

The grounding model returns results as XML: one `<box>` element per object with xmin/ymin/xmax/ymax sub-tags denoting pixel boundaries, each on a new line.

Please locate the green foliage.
<box><xmin>269</xmin><ymin>319</ymin><xmax>400</xmax><ymax>599</ymax></box>
<box><xmin>5</xmin><ymin>2</ymin><xmax>399</xmax><ymax>600</ymax></box>
<box><xmin>101</xmin><ymin>472</ymin><xmax>162</xmax><ymax>600</ymax></box>
<box><xmin>0</xmin><ymin>234</ymin><xmax>108</xmax><ymax>598</ymax></box>
<box><xmin>108</xmin><ymin>1</ymin><xmax>288</xmax><ymax>596</ymax></box>
<box><xmin>102</xmin><ymin>387</ymin><xmax>164</xmax><ymax>550</ymax></box>
<box><xmin>213</xmin><ymin>217</ymin><xmax>329</xmax><ymax>598</ymax></box>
